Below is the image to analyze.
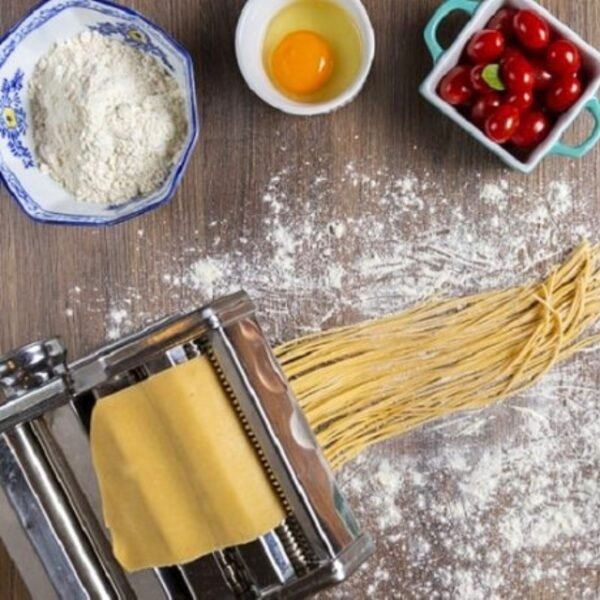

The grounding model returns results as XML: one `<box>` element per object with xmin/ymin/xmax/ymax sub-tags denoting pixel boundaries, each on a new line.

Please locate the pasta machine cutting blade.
<box><xmin>0</xmin><ymin>291</ymin><xmax>374</xmax><ymax>599</ymax></box>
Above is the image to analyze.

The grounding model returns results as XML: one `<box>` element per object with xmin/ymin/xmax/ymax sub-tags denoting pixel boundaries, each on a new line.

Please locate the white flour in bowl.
<box><xmin>29</xmin><ymin>31</ymin><xmax>188</xmax><ymax>204</ymax></box>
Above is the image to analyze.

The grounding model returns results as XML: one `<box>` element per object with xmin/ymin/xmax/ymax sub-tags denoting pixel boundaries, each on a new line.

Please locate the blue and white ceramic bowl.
<box><xmin>0</xmin><ymin>0</ymin><xmax>199</xmax><ymax>226</ymax></box>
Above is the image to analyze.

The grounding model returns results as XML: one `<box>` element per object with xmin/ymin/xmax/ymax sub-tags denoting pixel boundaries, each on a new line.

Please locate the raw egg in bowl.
<box><xmin>236</xmin><ymin>0</ymin><xmax>375</xmax><ymax>115</ymax></box>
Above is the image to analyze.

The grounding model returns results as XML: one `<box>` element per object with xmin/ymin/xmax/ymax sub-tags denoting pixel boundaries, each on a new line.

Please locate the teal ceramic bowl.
<box><xmin>420</xmin><ymin>0</ymin><xmax>600</xmax><ymax>173</ymax></box>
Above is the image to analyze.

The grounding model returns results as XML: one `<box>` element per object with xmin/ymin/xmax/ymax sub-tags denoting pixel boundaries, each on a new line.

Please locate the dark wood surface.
<box><xmin>1</xmin><ymin>0</ymin><xmax>600</xmax><ymax>598</ymax></box>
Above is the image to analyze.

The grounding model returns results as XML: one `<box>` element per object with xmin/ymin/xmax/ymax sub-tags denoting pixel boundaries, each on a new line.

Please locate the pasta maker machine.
<box><xmin>0</xmin><ymin>291</ymin><xmax>374</xmax><ymax>599</ymax></box>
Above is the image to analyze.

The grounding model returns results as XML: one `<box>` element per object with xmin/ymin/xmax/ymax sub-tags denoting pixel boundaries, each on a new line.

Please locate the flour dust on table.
<box><xmin>328</xmin><ymin>352</ymin><xmax>600</xmax><ymax>600</ymax></box>
<box><xmin>61</xmin><ymin>158</ymin><xmax>599</xmax><ymax>599</ymax></box>
<box><xmin>95</xmin><ymin>159</ymin><xmax>595</xmax><ymax>342</ymax></box>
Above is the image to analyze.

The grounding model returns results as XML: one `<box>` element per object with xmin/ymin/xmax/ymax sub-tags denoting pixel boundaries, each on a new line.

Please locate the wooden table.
<box><xmin>1</xmin><ymin>0</ymin><xmax>599</xmax><ymax>598</ymax></box>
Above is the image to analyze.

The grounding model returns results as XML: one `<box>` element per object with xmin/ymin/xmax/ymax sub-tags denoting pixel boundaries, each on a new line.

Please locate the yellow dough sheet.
<box><xmin>91</xmin><ymin>356</ymin><xmax>286</xmax><ymax>572</ymax></box>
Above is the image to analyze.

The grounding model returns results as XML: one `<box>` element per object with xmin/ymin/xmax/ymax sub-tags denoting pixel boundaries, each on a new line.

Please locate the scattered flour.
<box><xmin>329</xmin><ymin>221</ymin><xmax>347</xmax><ymax>239</ymax></box>
<box><xmin>123</xmin><ymin>161</ymin><xmax>595</xmax><ymax>336</ymax></box>
<box><xmin>328</xmin><ymin>354</ymin><xmax>600</xmax><ymax>599</ymax></box>
<box><xmin>183</xmin><ymin>257</ymin><xmax>224</xmax><ymax>297</ymax></box>
<box><xmin>327</xmin><ymin>264</ymin><xmax>344</xmax><ymax>289</ymax></box>
<box><xmin>30</xmin><ymin>31</ymin><xmax>188</xmax><ymax>204</ymax></box>
<box><xmin>480</xmin><ymin>181</ymin><xmax>508</xmax><ymax>203</ymax></box>
<box><xmin>63</xmin><ymin>159</ymin><xmax>600</xmax><ymax>598</ymax></box>
<box><xmin>106</xmin><ymin>307</ymin><xmax>133</xmax><ymax>341</ymax></box>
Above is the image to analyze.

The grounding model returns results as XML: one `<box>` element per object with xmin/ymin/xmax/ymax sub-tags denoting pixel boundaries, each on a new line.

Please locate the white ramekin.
<box><xmin>235</xmin><ymin>0</ymin><xmax>375</xmax><ymax>116</ymax></box>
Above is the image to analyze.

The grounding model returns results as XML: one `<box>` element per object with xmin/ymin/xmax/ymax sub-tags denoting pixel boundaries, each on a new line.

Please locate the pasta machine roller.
<box><xmin>0</xmin><ymin>291</ymin><xmax>374</xmax><ymax>599</ymax></box>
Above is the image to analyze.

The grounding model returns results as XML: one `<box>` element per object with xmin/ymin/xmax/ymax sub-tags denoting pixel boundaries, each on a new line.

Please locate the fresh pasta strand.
<box><xmin>276</xmin><ymin>243</ymin><xmax>600</xmax><ymax>470</ymax></box>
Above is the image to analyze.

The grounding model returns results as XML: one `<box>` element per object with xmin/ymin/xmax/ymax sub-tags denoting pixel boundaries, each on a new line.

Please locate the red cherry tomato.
<box><xmin>545</xmin><ymin>39</ymin><xmax>581</xmax><ymax>75</ymax></box>
<box><xmin>470</xmin><ymin>65</ymin><xmax>494</xmax><ymax>93</ymax></box>
<box><xmin>502</xmin><ymin>46</ymin><xmax>523</xmax><ymax>63</ymax></box>
<box><xmin>466</xmin><ymin>29</ymin><xmax>506</xmax><ymax>64</ymax></box>
<box><xmin>485</xmin><ymin>105</ymin><xmax>521</xmax><ymax>143</ymax></box>
<box><xmin>502</xmin><ymin>53</ymin><xmax>535</xmax><ymax>92</ymax></box>
<box><xmin>531</xmin><ymin>59</ymin><xmax>554</xmax><ymax>90</ymax></box>
<box><xmin>438</xmin><ymin>66</ymin><xmax>473</xmax><ymax>106</ymax></box>
<box><xmin>513</xmin><ymin>10</ymin><xmax>550</xmax><ymax>51</ymax></box>
<box><xmin>507</xmin><ymin>90</ymin><xmax>534</xmax><ymax>112</ymax></box>
<box><xmin>471</xmin><ymin>92</ymin><xmax>502</xmax><ymax>125</ymax></box>
<box><xmin>487</xmin><ymin>8</ymin><xmax>516</xmax><ymax>38</ymax></box>
<box><xmin>511</xmin><ymin>111</ymin><xmax>551</xmax><ymax>147</ymax></box>
<box><xmin>545</xmin><ymin>75</ymin><xmax>582</xmax><ymax>112</ymax></box>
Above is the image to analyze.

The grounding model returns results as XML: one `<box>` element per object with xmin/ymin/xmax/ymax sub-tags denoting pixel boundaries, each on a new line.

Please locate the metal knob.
<box><xmin>0</xmin><ymin>339</ymin><xmax>67</xmax><ymax>402</ymax></box>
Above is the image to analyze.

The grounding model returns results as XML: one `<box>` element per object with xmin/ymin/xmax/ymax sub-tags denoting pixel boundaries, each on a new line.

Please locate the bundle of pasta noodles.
<box><xmin>277</xmin><ymin>243</ymin><xmax>600</xmax><ymax>470</ymax></box>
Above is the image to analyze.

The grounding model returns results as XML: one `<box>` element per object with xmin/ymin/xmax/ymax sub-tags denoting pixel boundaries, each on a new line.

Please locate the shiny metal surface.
<box><xmin>0</xmin><ymin>379</ymin><xmax>70</xmax><ymax>435</ymax></box>
<box><xmin>0</xmin><ymin>339</ymin><xmax>135</xmax><ymax>599</ymax></box>
<box><xmin>0</xmin><ymin>338</ymin><xmax>67</xmax><ymax>396</ymax></box>
<box><xmin>0</xmin><ymin>435</ymin><xmax>62</xmax><ymax>600</ymax></box>
<box><xmin>0</xmin><ymin>291</ymin><xmax>372</xmax><ymax>599</ymax></box>
<box><xmin>203</xmin><ymin>306</ymin><xmax>375</xmax><ymax>596</ymax></box>
<box><xmin>0</xmin><ymin>340</ymin><xmax>71</xmax><ymax>434</ymax></box>
<box><xmin>68</xmin><ymin>291</ymin><xmax>254</xmax><ymax>395</ymax></box>
<box><xmin>2</xmin><ymin>424</ymin><xmax>132</xmax><ymax>599</ymax></box>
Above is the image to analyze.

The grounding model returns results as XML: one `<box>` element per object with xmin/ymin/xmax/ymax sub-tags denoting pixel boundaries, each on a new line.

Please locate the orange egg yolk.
<box><xmin>271</xmin><ymin>30</ymin><xmax>335</xmax><ymax>96</ymax></box>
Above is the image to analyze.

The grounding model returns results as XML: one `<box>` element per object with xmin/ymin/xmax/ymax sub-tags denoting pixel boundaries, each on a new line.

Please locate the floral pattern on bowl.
<box><xmin>0</xmin><ymin>69</ymin><xmax>34</xmax><ymax>169</ymax></box>
<box><xmin>89</xmin><ymin>21</ymin><xmax>175</xmax><ymax>71</ymax></box>
<box><xmin>0</xmin><ymin>0</ymin><xmax>199</xmax><ymax>226</ymax></box>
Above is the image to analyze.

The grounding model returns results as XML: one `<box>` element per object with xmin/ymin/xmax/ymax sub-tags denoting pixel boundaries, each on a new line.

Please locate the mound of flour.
<box><xmin>30</xmin><ymin>31</ymin><xmax>188</xmax><ymax>204</ymax></box>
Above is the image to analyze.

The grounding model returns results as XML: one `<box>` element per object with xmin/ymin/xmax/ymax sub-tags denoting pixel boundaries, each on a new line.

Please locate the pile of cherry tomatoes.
<box><xmin>438</xmin><ymin>7</ymin><xmax>586</xmax><ymax>154</ymax></box>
